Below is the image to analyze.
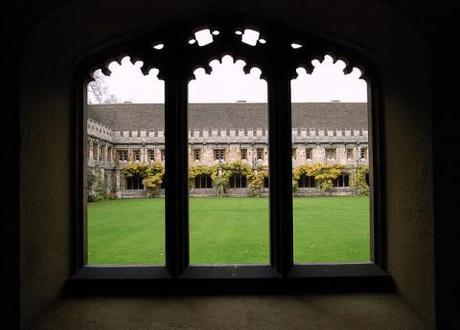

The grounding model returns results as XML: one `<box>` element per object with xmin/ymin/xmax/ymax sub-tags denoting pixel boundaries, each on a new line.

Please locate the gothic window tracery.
<box><xmin>80</xmin><ymin>13</ymin><xmax>382</xmax><ymax>282</ymax></box>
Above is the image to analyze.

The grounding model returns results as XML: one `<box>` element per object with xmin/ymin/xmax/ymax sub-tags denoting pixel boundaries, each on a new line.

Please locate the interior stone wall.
<box><xmin>19</xmin><ymin>0</ymin><xmax>434</xmax><ymax>327</ymax></box>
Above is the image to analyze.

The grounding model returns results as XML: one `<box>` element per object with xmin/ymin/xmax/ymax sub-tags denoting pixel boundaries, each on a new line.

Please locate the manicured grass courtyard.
<box><xmin>88</xmin><ymin>197</ymin><xmax>370</xmax><ymax>265</ymax></box>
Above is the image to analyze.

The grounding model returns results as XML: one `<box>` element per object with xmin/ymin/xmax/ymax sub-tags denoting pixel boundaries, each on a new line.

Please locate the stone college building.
<box><xmin>86</xmin><ymin>102</ymin><xmax>369</xmax><ymax>198</ymax></box>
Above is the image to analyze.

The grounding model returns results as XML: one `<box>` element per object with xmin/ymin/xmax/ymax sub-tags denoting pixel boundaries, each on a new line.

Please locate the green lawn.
<box><xmin>88</xmin><ymin>197</ymin><xmax>370</xmax><ymax>265</ymax></box>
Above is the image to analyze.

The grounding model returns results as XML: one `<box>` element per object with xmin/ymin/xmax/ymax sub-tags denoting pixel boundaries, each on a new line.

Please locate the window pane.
<box><xmin>291</xmin><ymin>55</ymin><xmax>370</xmax><ymax>263</ymax></box>
<box><xmin>86</xmin><ymin>57</ymin><xmax>165</xmax><ymax>265</ymax></box>
<box><xmin>188</xmin><ymin>56</ymin><xmax>269</xmax><ymax>264</ymax></box>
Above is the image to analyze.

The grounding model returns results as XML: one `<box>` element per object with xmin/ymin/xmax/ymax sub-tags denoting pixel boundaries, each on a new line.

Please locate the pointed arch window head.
<box><xmin>188</xmin><ymin>55</ymin><xmax>266</xmax><ymax>103</ymax></box>
<box><xmin>87</xmin><ymin>56</ymin><xmax>164</xmax><ymax>104</ymax></box>
<box><xmin>291</xmin><ymin>55</ymin><xmax>367</xmax><ymax>103</ymax></box>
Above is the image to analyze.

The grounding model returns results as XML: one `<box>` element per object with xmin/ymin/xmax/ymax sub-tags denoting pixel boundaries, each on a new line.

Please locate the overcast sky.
<box><xmin>89</xmin><ymin>55</ymin><xmax>367</xmax><ymax>104</ymax></box>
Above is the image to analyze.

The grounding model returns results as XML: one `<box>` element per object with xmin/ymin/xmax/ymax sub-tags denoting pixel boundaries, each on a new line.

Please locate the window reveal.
<box><xmin>117</xmin><ymin>149</ymin><xmax>128</xmax><ymax>162</ymax></box>
<box><xmin>241</xmin><ymin>148</ymin><xmax>247</xmax><ymax>160</ymax></box>
<box><xmin>214</xmin><ymin>149</ymin><xmax>225</xmax><ymax>161</ymax></box>
<box><xmin>229</xmin><ymin>174</ymin><xmax>247</xmax><ymax>188</ymax></box>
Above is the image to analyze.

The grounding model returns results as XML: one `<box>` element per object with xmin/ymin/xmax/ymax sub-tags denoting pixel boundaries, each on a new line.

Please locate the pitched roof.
<box><xmin>87</xmin><ymin>102</ymin><xmax>368</xmax><ymax>130</ymax></box>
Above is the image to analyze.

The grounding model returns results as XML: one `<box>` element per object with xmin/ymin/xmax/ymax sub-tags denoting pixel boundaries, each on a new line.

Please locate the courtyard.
<box><xmin>88</xmin><ymin>196</ymin><xmax>370</xmax><ymax>265</ymax></box>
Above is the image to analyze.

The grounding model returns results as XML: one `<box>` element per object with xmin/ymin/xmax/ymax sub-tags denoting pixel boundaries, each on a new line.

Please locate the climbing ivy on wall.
<box><xmin>248</xmin><ymin>164</ymin><xmax>268</xmax><ymax>197</ymax></box>
<box><xmin>293</xmin><ymin>163</ymin><xmax>344</xmax><ymax>192</ymax></box>
<box><xmin>189</xmin><ymin>165</ymin><xmax>213</xmax><ymax>187</ymax></box>
<box><xmin>116</xmin><ymin>161</ymin><xmax>366</xmax><ymax>198</ymax></box>
<box><xmin>87</xmin><ymin>167</ymin><xmax>107</xmax><ymax>202</ymax></box>
<box><xmin>121</xmin><ymin>162</ymin><xmax>164</xmax><ymax>197</ymax></box>
<box><xmin>121</xmin><ymin>162</ymin><xmax>150</xmax><ymax>178</ymax></box>
<box><xmin>351</xmin><ymin>165</ymin><xmax>369</xmax><ymax>196</ymax></box>
<box><xmin>211</xmin><ymin>160</ymin><xmax>253</xmax><ymax>197</ymax></box>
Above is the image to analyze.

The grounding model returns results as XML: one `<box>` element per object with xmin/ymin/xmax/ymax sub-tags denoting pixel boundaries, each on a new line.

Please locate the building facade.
<box><xmin>87</xmin><ymin>102</ymin><xmax>369</xmax><ymax>198</ymax></box>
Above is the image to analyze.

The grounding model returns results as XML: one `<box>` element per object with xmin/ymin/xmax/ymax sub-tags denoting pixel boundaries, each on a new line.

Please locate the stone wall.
<box><xmin>87</xmin><ymin>118</ymin><xmax>368</xmax><ymax>198</ymax></box>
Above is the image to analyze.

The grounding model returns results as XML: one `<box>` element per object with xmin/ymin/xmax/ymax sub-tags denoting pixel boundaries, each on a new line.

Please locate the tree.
<box><xmin>87</xmin><ymin>70</ymin><xmax>118</xmax><ymax>104</ymax></box>
<box><xmin>210</xmin><ymin>160</ymin><xmax>252</xmax><ymax>197</ymax></box>
<box><xmin>87</xmin><ymin>167</ymin><xmax>107</xmax><ymax>202</ymax></box>
<box><xmin>248</xmin><ymin>164</ymin><xmax>268</xmax><ymax>197</ymax></box>
<box><xmin>211</xmin><ymin>162</ymin><xmax>230</xmax><ymax>197</ymax></box>
<box><xmin>143</xmin><ymin>162</ymin><xmax>164</xmax><ymax>197</ymax></box>
<box><xmin>351</xmin><ymin>165</ymin><xmax>369</xmax><ymax>196</ymax></box>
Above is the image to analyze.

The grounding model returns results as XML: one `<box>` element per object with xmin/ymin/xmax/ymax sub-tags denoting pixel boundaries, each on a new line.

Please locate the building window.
<box><xmin>133</xmin><ymin>149</ymin><xmax>141</xmax><ymax>162</ymax></box>
<box><xmin>305</xmin><ymin>148</ymin><xmax>312</xmax><ymax>160</ymax></box>
<box><xmin>333</xmin><ymin>174</ymin><xmax>350</xmax><ymax>187</ymax></box>
<box><xmin>214</xmin><ymin>149</ymin><xmax>225</xmax><ymax>161</ymax></box>
<box><xmin>193</xmin><ymin>149</ymin><xmax>201</xmax><ymax>161</ymax></box>
<box><xmin>241</xmin><ymin>148</ymin><xmax>247</xmax><ymax>160</ymax></box>
<box><xmin>194</xmin><ymin>174</ymin><xmax>212</xmax><ymax>188</ymax></box>
<box><xmin>325</xmin><ymin>148</ymin><xmax>336</xmax><ymax>160</ymax></box>
<box><xmin>229</xmin><ymin>175</ymin><xmax>247</xmax><ymax>188</ymax></box>
<box><xmin>93</xmin><ymin>143</ymin><xmax>98</xmax><ymax>161</ymax></box>
<box><xmin>148</xmin><ymin>149</ymin><xmax>155</xmax><ymax>162</ymax></box>
<box><xmin>347</xmin><ymin>148</ymin><xmax>354</xmax><ymax>160</ymax></box>
<box><xmin>117</xmin><ymin>149</ymin><xmax>128</xmax><ymax>162</ymax></box>
<box><xmin>160</xmin><ymin>149</ymin><xmax>165</xmax><ymax>161</ymax></box>
<box><xmin>298</xmin><ymin>175</ymin><xmax>316</xmax><ymax>188</ymax></box>
<box><xmin>108</xmin><ymin>147</ymin><xmax>112</xmax><ymax>162</ymax></box>
<box><xmin>126</xmin><ymin>175</ymin><xmax>144</xmax><ymax>190</ymax></box>
<box><xmin>256</xmin><ymin>148</ymin><xmax>264</xmax><ymax>160</ymax></box>
<box><xmin>292</xmin><ymin>148</ymin><xmax>297</xmax><ymax>160</ymax></box>
<box><xmin>360</xmin><ymin>147</ymin><xmax>368</xmax><ymax>160</ymax></box>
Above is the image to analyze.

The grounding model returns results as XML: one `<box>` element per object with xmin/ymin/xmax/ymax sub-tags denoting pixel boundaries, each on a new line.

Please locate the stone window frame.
<box><xmin>325</xmin><ymin>147</ymin><xmax>336</xmax><ymax>160</ymax></box>
<box><xmin>305</xmin><ymin>147</ymin><xmax>313</xmax><ymax>160</ymax></box>
<box><xmin>148</xmin><ymin>149</ymin><xmax>155</xmax><ymax>162</ymax></box>
<box><xmin>298</xmin><ymin>174</ymin><xmax>316</xmax><ymax>188</ymax></box>
<box><xmin>99</xmin><ymin>145</ymin><xmax>104</xmax><ymax>161</ymax></box>
<box><xmin>346</xmin><ymin>147</ymin><xmax>354</xmax><ymax>160</ymax></box>
<box><xmin>74</xmin><ymin>12</ymin><xmax>387</xmax><ymax>292</ymax></box>
<box><xmin>333</xmin><ymin>173</ymin><xmax>350</xmax><ymax>188</ymax></box>
<box><xmin>229</xmin><ymin>174</ymin><xmax>247</xmax><ymax>188</ymax></box>
<box><xmin>117</xmin><ymin>149</ymin><xmax>128</xmax><ymax>162</ymax></box>
<box><xmin>360</xmin><ymin>146</ymin><xmax>368</xmax><ymax>160</ymax></box>
<box><xmin>126</xmin><ymin>175</ymin><xmax>144</xmax><ymax>190</ymax></box>
<box><xmin>133</xmin><ymin>149</ymin><xmax>141</xmax><ymax>162</ymax></box>
<box><xmin>92</xmin><ymin>142</ymin><xmax>98</xmax><ymax>161</ymax></box>
<box><xmin>193</xmin><ymin>148</ymin><xmax>201</xmax><ymax>161</ymax></box>
<box><xmin>214</xmin><ymin>148</ymin><xmax>225</xmax><ymax>161</ymax></box>
<box><xmin>240</xmin><ymin>148</ymin><xmax>247</xmax><ymax>160</ymax></box>
<box><xmin>107</xmin><ymin>146</ymin><xmax>112</xmax><ymax>162</ymax></box>
<box><xmin>256</xmin><ymin>148</ymin><xmax>264</xmax><ymax>160</ymax></box>
<box><xmin>194</xmin><ymin>174</ymin><xmax>212</xmax><ymax>189</ymax></box>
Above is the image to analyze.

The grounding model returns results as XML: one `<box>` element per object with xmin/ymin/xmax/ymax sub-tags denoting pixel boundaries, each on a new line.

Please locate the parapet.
<box><xmin>88</xmin><ymin>119</ymin><xmax>368</xmax><ymax>145</ymax></box>
<box><xmin>87</xmin><ymin>119</ymin><xmax>113</xmax><ymax>142</ymax></box>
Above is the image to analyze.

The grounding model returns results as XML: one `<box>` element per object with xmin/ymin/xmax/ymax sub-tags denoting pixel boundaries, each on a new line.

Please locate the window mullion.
<box><xmin>164</xmin><ymin>68</ymin><xmax>189</xmax><ymax>277</ymax></box>
<box><xmin>267</xmin><ymin>65</ymin><xmax>294</xmax><ymax>276</ymax></box>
